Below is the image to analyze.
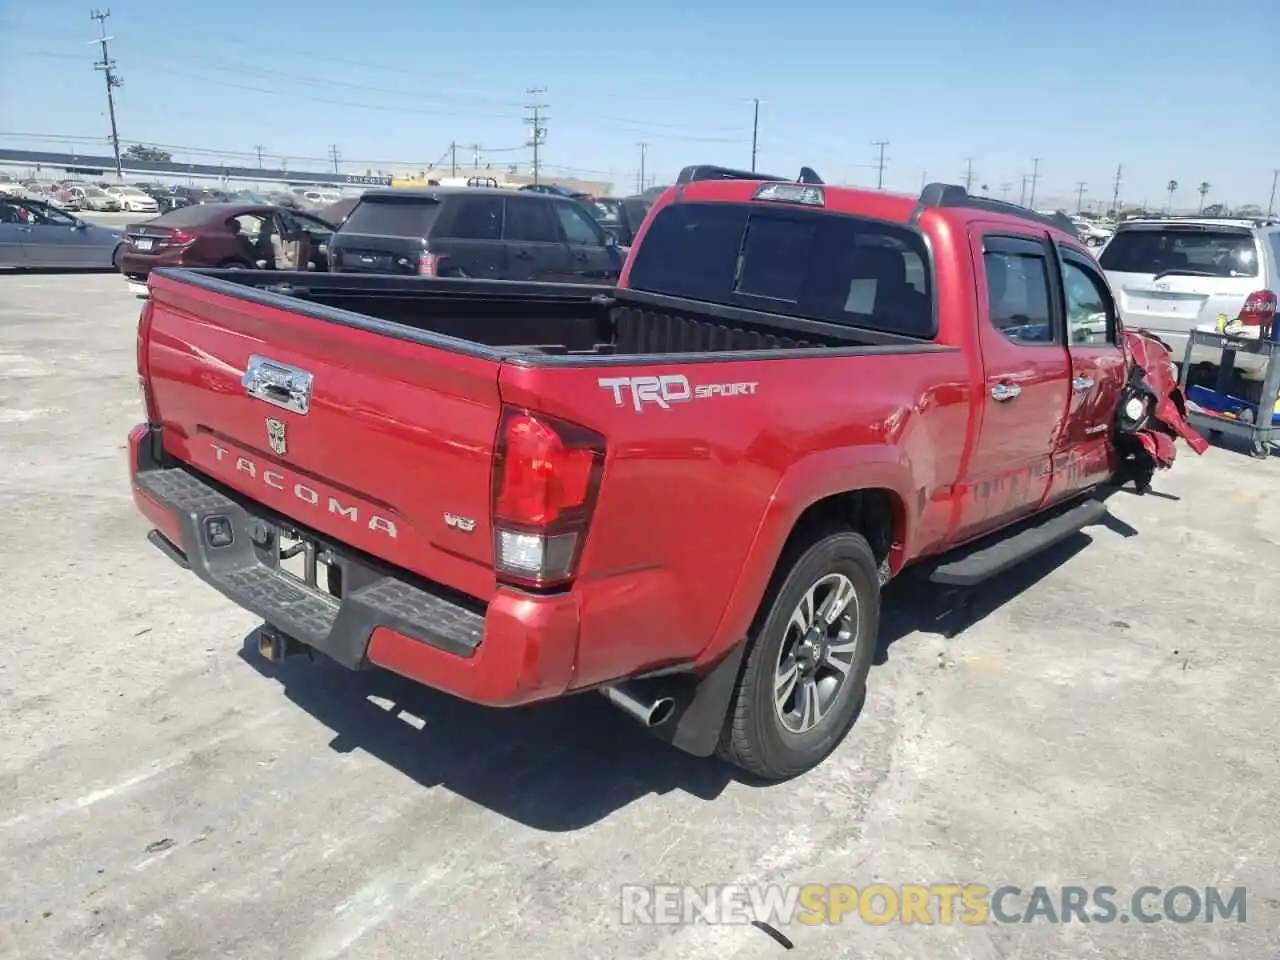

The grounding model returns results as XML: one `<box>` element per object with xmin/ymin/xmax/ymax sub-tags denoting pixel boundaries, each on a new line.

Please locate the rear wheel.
<box><xmin>217</xmin><ymin>259</ymin><xmax>249</xmax><ymax>270</ymax></box>
<box><xmin>718</xmin><ymin>526</ymin><xmax>880</xmax><ymax>780</ymax></box>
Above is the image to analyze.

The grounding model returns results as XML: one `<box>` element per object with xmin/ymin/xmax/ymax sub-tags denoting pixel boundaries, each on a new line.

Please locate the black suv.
<box><xmin>328</xmin><ymin>187</ymin><xmax>624</xmax><ymax>283</ymax></box>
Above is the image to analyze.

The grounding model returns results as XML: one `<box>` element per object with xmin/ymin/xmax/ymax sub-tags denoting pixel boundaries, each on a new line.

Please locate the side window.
<box><xmin>1061</xmin><ymin>259</ymin><xmax>1117</xmax><ymax>346</ymax></box>
<box><xmin>32</xmin><ymin>203</ymin><xmax>76</xmax><ymax>226</ymax></box>
<box><xmin>1268</xmin><ymin>232</ymin><xmax>1280</xmax><ymax>275</ymax></box>
<box><xmin>982</xmin><ymin>245</ymin><xmax>1055</xmax><ymax>345</ymax></box>
<box><xmin>503</xmin><ymin>197</ymin><xmax>559</xmax><ymax>243</ymax></box>
<box><xmin>554</xmin><ymin>201</ymin><xmax>606</xmax><ymax>246</ymax></box>
<box><xmin>436</xmin><ymin>196</ymin><xmax>503</xmax><ymax>241</ymax></box>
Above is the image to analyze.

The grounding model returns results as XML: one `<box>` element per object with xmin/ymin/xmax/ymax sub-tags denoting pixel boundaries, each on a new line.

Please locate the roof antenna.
<box><xmin>798</xmin><ymin>166</ymin><xmax>823</xmax><ymax>185</ymax></box>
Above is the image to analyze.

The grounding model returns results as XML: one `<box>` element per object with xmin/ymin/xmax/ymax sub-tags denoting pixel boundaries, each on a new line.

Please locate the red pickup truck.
<box><xmin>128</xmin><ymin>165</ymin><xmax>1199</xmax><ymax>780</ymax></box>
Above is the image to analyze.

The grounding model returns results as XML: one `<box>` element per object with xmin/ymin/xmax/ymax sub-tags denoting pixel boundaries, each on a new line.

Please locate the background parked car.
<box><xmin>116</xmin><ymin>202</ymin><xmax>337</xmax><ymax>295</ymax></box>
<box><xmin>316</xmin><ymin>195</ymin><xmax>360</xmax><ymax>226</ymax></box>
<box><xmin>53</xmin><ymin>184</ymin><xmax>121</xmax><ymax>212</ymax></box>
<box><xmin>583</xmin><ymin>194</ymin><xmax>652</xmax><ymax>247</ymax></box>
<box><xmin>129</xmin><ymin>184</ymin><xmax>191</xmax><ymax>213</ymax></box>
<box><xmin>329</xmin><ymin>186</ymin><xmax>623</xmax><ymax>282</ymax></box>
<box><xmin>105</xmin><ymin>185</ymin><xmax>160</xmax><ymax>214</ymax></box>
<box><xmin>519</xmin><ymin>183</ymin><xmax>590</xmax><ymax>200</ymax></box>
<box><xmin>0</xmin><ymin>196</ymin><xmax>123</xmax><ymax>269</ymax></box>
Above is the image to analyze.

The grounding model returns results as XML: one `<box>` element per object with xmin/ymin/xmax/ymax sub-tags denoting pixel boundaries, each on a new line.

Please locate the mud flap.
<box><xmin>648</xmin><ymin>642</ymin><xmax>749</xmax><ymax>758</ymax></box>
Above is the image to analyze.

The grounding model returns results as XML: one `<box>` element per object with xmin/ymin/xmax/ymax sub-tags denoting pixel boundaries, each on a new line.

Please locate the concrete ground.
<box><xmin>1</xmin><ymin>272</ymin><xmax>1277</xmax><ymax>960</ymax></box>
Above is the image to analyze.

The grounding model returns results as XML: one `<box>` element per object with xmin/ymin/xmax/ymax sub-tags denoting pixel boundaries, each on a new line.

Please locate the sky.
<box><xmin>1</xmin><ymin>0</ymin><xmax>1277</xmax><ymax>210</ymax></box>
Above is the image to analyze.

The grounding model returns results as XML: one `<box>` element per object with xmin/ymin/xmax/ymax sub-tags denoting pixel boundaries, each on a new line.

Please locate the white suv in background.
<box><xmin>1099</xmin><ymin>217</ymin><xmax>1279</xmax><ymax>383</ymax></box>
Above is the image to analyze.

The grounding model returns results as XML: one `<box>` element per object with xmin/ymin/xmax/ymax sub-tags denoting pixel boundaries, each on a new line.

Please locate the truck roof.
<box><xmin>659</xmin><ymin>164</ymin><xmax>1084</xmax><ymax>244</ymax></box>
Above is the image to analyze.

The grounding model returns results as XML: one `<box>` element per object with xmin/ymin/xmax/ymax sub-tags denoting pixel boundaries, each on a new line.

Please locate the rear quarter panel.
<box><xmin>500</xmin><ymin>347</ymin><xmax>972</xmax><ymax>684</ymax></box>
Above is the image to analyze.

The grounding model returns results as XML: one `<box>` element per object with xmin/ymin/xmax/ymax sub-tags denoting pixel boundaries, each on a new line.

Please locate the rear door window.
<box><xmin>341</xmin><ymin>197</ymin><xmax>440</xmax><ymax>238</ymax></box>
<box><xmin>432</xmin><ymin>195</ymin><xmax>503</xmax><ymax>241</ymax></box>
<box><xmin>503</xmin><ymin>196</ymin><xmax>560</xmax><ymax>242</ymax></box>
<box><xmin>1099</xmin><ymin>226</ymin><xmax>1260</xmax><ymax>278</ymax></box>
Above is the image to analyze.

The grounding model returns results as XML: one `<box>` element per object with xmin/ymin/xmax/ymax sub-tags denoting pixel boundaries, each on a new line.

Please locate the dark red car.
<box><xmin>117</xmin><ymin>202</ymin><xmax>337</xmax><ymax>295</ymax></box>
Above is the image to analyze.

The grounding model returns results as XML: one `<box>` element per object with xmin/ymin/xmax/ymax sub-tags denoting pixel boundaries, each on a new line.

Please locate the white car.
<box><xmin>105</xmin><ymin>186</ymin><xmax>159</xmax><ymax>214</ymax></box>
<box><xmin>1099</xmin><ymin>217</ymin><xmax>1280</xmax><ymax>381</ymax></box>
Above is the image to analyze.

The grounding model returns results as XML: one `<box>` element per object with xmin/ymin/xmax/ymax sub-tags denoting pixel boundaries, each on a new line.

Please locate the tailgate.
<box><xmin>144</xmin><ymin>271</ymin><xmax>503</xmax><ymax>601</ymax></box>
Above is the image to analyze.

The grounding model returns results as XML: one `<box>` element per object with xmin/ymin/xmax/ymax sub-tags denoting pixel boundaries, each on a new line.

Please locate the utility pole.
<box><xmin>1028</xmin><ymin>157</ymin><xmax>1041</xmax><ymax>208</ymax></box>
<box><xmin>638</xmin><ymin>143</ymin><xmax>648</xmax><ymax>194</ymax></box>
<box><xmin>963</xmin><ymin>157</ymin><xmax>975</xmax><ymax>192</ymax></box>
<box><xmin>89</xmin><ymin>9</ymin><xmax>123</xmax><ymax>181</ymax></box>
<box><xmin>1111</xmin><ymin>163</ymin><xmax>1123</xmax><ymax>216</ymax></box>
<box><xmin>253</xmin><ymin>144</ymin><xmax>265</xmax><ymax>168</ymax></box>
<box><xmin>450</xmin><ymin>142</ymin><xmax>458</xmax><ymax>177</ymax></box>
<box><xmin>328</xmin><ymin>144</ymin><xmax>341</xmax><ymax>175</ymax></box>
<box><xmin>999</xmin><ymin>182</ymin><xmax>1012</xmax><ymax>202</ymax></box>
<box><xmin>1075</xmin><ymin>181</ymin><xmax>1087</xmax><ymax>213</ymax></box>
<box><xmin>525</xmin><ymin>87</ymin><xmax>548</xmax><ymax>185</ymax></box>
<box><xmin>920</xmin><ymin>169</ymin><xmax>928</xmax><ymax>190</ymax></box>
<box><xmin>871</xmin><ymin>140</ymin><xmax>889</xmax><ymax>190</ymax></box>
<box><xmin>471</xmin><ymin>143</ymin><xmax>481</xmax><ymax>170</ymax></box>
<box><xmin>1268</xmin><ymin>169</ymin><xmax>1279</xmax><ymax>218</ymax></box>
<box><xmin>1019</xmin><ymin>175</ymin><xmax>1029</xmax><ymax>206</ymax></box>
<box><xmin>750</xmin><ymin>99</ymin><xmax>759</xmax><ymax>172</ymax></box>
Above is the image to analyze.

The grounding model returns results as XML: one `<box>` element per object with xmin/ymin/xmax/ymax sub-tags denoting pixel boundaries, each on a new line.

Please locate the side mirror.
<box><xmin>604</xmin><ymin>232</ymin><xmax>618</xmax><ymax>248</ymax></box>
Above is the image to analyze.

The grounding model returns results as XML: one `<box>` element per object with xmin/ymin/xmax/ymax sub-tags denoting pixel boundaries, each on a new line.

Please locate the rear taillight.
<box><xmin>1238</xmin><ymin>290</ymin><xmax>1277</xmax><ymax>333</ymax></box>
<box><xmin>169</xmin><ymin>229</ymin><xmax>197</xmax><ymax>246</ymax></box>
<box><xmin>417</xmin><ymin>251</ymin><xmax>439</xmax><ymax>276</ymax></box>
<box><xmin>491</xmin><ymin>407</ymin><xmax>605</xmax><ymax>588</ymax></box>
<box><xmin>136</xmin><ymin>299</ymin><xmax>159</xmax><ymax>422</ymax></box>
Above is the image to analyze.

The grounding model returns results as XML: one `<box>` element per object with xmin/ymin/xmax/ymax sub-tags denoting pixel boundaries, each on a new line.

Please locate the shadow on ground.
<box><xmin>237</xmin><ymin>508</ymin><xmax>1137</xmax><ymax>829</ymax></box>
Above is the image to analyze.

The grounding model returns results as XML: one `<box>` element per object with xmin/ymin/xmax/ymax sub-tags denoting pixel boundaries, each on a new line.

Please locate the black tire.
<box><xmin>111</xmin><ymin>244</ymin><xmax>123</xmax><ymax>272</ymax></box>
<box><xmin>718</xmin><ymin>525</ymin><xmax>880</xmax><ymax>780</ymax></box>
<box><xmin>217</xmin><ymin>259</ymin><xmax>249</xmax><ymax>270</ymax></box>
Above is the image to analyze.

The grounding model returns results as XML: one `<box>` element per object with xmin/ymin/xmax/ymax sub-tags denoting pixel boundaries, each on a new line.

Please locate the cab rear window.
<box><xmin>1099</xmin><ymin>227</ymin><xmax>1259</xmax><ymax>278</ymax></box>
<box><xmin>625</xmin><ymin>202</ymin><xmax>934</xmax><ymax>338</ymax></box>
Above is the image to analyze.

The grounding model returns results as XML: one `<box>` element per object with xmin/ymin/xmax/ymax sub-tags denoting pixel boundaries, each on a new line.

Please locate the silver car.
<box><xmin>0</xmin><ymin>197</ymin><xmax>123</xmax><ymax>269</ymax></box>
<box><xmin>1099</xmin><ymin>216</ymin><xmax>1280</xmax><ymax>381</ymax></box>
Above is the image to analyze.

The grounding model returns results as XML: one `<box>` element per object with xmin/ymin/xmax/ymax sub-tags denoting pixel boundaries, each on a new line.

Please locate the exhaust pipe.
<box><xmin>601</xmin><ymin>682</ymin><xmax>677</xmax><ymax>728</ymax></box>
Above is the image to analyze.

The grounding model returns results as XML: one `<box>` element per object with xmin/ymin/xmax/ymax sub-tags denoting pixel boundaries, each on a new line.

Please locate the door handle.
<box><xmin>514</xmin><ymin>250</ymin><xmax>532</xmax><ymax>260</ymax></box>
<box><xmin>1072</xmin><ymin>375</ymin><xmax>1095</xmax><ymax>391</ymax></box>
<box><xmin>990</xmin><ymin>382</ymin><xmax>1021</xmax><ymax>402</ymax></box>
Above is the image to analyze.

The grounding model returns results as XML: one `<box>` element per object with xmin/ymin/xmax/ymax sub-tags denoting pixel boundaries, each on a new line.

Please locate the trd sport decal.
<box><xmin>598</xmin><ymin>374</ymin><xmax>759</xmax><ymax>412</ymax></box>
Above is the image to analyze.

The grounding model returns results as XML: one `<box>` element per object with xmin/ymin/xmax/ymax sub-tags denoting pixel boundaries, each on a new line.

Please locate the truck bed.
<box><xmin>159</xmin><ymin>268</ymin><xmax>942</xmax><ymax>361</ymax></box>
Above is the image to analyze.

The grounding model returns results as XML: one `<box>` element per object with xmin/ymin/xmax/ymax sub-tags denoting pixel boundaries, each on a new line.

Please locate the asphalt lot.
<box><xmin>1</xmin><ymin>271</ymin><xmax>1278</xmax><ymax>960</ymax></box>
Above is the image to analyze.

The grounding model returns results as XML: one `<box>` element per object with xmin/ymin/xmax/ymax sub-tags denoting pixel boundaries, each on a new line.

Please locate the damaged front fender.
<box><xmin>1113</xmin><ymin>329</ymin><xmax>1208</xmax><ymax>490</ymax></box>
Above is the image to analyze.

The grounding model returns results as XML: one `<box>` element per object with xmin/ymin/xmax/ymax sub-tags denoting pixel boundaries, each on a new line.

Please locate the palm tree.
<box><xmin>1166</xmin><ymin>179</ymin><xmax>1178</xmax><ymax>212</ymax></box>
<box><xmin>1197</xmin><ymin>181</ymin><xmax>1210</xmax><ymax>213</ymax></box>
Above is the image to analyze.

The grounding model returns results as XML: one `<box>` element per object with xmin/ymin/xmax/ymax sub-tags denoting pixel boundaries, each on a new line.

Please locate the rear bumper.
<box><xmin>128</xmin><ymin>424</ymin><xmax>580</xmax><ymax>706</ymax></box>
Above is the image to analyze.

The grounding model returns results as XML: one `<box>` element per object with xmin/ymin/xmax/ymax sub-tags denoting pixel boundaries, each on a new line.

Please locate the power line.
<box><xmin>1028</xmin><ymin>157</ymin><xmax>1042</xmax><ymax>208</ymax></box>
<box><xmin>89</xmin><ymin>8</ymin><xmax>123</xmax><ymax>181</ymax></box>
<box><xmin>751</xmin><ymin>98</ymin><xmax>760</xmax><ymax>172</ymax></box>
<box><xmin>871</xmin><ymin>140</ymin><xmax>889</xmax><ymax>190</ymax></box>
<box><xmin>963</xmin><ymin>157</ymin><xmax>975</xmax><ymax>192</ymax></box>
<box><xmin>525</xmin><ymin>88</ymin><xmax>548</xmax><ymax>185</ymax></box>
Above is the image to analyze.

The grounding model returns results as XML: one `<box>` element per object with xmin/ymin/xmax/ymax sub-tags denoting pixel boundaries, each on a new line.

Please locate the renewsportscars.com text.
<box><xmin>619</xmin><ymin>883</ymin><xmax>1248</xmax><ymax>926</ymax></box>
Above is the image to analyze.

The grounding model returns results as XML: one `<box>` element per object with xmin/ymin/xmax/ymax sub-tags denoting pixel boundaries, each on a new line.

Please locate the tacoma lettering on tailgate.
<box><xmin>210</xmin><ymin>442</ymin><xmax>398</xmax><ymax>537</ymax></box>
